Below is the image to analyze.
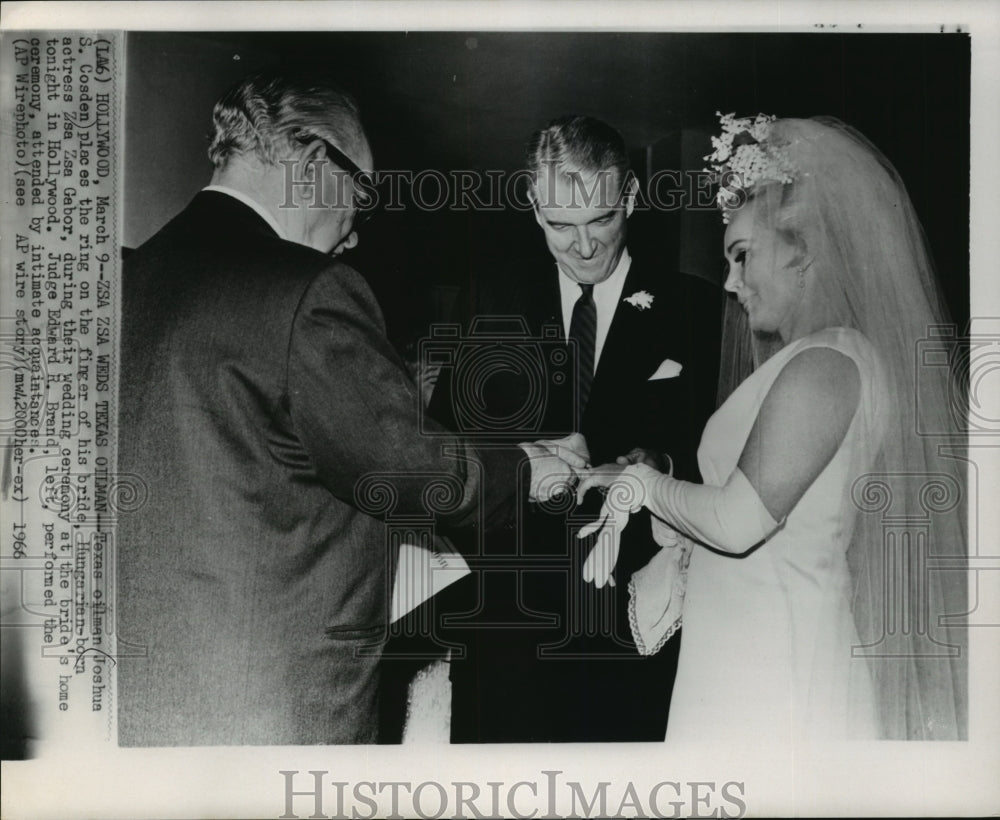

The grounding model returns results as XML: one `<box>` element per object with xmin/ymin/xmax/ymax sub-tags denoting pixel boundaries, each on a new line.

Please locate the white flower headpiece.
<box><xmin>704</xmin><ymin>112</ymin><xmax>796</xmax><ymax>222</ymax></box>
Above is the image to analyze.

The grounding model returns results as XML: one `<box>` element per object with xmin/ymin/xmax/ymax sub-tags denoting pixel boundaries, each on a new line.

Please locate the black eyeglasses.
<box><xmin>303</xmin><ymin>135</ymin><xmax>377</xmax><ymax>225</ymax></box>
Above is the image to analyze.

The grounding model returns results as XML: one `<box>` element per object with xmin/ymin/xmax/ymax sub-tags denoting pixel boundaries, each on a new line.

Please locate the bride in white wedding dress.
<box><xmin>577</xmin><ymin>115</ymin><xmax>967</xmax><ymax>742</ymax></box>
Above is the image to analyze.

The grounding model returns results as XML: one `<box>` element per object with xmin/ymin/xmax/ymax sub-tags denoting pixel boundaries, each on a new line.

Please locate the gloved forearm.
<box><xmin>630</xmin><ymin>463</ymin><xmax>781</xmax><ymax>554</ymax></box>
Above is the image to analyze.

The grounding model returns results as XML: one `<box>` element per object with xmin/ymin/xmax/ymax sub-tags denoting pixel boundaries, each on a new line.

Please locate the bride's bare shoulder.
<box><xmin>763</xmin><ymin>345</ymin><xmax>861</xmax><ymax>423</ymax></box>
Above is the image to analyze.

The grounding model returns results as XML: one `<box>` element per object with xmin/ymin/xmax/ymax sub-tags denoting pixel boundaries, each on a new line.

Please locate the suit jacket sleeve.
<box><xmin>286</xmin><ymin>263</ymin><xmax>521</xmax><ymax>529</ymax></box>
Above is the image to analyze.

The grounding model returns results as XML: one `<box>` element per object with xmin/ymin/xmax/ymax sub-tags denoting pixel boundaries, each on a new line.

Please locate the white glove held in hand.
<box><xmin>577</xmin><ymin>463</ymin><xmax>782</xmax><ymax>587</ymax></box>
<box><xmin>578</xmin><ymin>470</ymin><xmax>646</xmax><ymax>588</ymax></box>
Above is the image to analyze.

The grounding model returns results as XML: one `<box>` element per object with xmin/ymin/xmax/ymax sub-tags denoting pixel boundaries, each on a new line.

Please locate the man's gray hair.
<box><xmin>526</xmin><ymin>114</ymin><xmax>631</xmax><ymax>182</ymax></box>
<box><xmin>207</xmin><ymin>70</ymin><xmax>365</xmax><ymax>168</ymax></box>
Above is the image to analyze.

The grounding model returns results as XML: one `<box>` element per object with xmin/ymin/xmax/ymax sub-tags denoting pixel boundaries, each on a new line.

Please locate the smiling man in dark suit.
<box><xmin>116</xmin><ymin>71</ymin><xmax>576</xmax><ymax>746</ymax></box>
<box><xmin>433</xmin><ymin>115</ymin><xmax>721</xmax><ymax>742</ymax></box>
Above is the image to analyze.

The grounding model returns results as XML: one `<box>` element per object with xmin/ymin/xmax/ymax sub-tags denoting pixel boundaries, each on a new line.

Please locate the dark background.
<box><xmin>125</xmin><ymin>31</ymin><xmax>970</xmax><ymax>347</ymax></box>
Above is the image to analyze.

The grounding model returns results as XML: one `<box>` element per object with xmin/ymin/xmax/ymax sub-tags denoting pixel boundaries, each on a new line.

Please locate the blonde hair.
<box><xmin>722</xmin><ymin>117</ymin><xmax>968</xmax><ymax>739</ymax></box>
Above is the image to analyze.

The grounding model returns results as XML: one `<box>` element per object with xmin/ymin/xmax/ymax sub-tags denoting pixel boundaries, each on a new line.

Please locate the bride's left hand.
<box><xmin>575</xmin><ymin>462</ymin><xmax>627</xmax><ymax>506</ymax></box>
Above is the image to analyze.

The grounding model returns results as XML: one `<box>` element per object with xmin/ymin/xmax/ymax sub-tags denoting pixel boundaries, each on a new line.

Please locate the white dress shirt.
<box><xmin>202</xmin><ymin>185</ymin><xmax>287</xmax><ymax>240</ymax></box>
<box><xmin>557</xmin><ymin>249</ymin><xmax>631</xmax><ymax>370</ymax></box>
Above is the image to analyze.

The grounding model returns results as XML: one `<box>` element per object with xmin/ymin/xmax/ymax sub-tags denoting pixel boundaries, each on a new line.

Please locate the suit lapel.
<box><xmin>590</xmin><ymin>256</ymin><xmax>669</xmax><ymax>404</ymax></box>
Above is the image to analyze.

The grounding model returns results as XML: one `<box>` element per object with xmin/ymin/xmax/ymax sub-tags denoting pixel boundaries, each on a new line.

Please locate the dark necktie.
<box><xmin>569</xmin><ymin>283</ymin><xmax>597</xmax><ymax>411</ymax></box>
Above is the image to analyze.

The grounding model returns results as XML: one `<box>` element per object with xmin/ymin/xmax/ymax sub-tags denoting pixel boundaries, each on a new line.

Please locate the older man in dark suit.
<box><xmin>116</xmin><ymin>71</ymin><xmax>574</xmax><ymax>746</ymax></box>
<box><xmin>431</xmin><ymin>116</ymin><xmax>721</xmax><ymax>742</ymax></box>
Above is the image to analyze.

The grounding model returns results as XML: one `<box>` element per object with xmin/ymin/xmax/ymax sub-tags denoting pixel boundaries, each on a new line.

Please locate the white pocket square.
<box><xmin>648</xmin><ymin>358</ymin><xmax>683</xmax><ymax>380</ymax></box>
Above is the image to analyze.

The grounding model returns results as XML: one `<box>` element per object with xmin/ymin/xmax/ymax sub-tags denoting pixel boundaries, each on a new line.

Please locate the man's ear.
<box><xmin>623</xmin><ymin>174</ymin><xmax>639</xmax><ymax>219</ymax></box>
<box><xmin>298</xmin><ymin>138</ymin><xmax>328</xmax><ymax>166</ymax></box>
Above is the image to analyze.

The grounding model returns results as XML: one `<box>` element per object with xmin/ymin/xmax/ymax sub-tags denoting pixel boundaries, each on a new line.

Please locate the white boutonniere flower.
<box><xmin>623</xmin><ymin>290</ymin><xmax>654</xmax><ymax>311</ymax></box>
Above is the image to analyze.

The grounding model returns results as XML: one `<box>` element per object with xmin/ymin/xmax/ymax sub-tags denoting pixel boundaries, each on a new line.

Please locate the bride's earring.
<box><xmin>796</xmin><ymin>258</ymin><xmax>813</xmax><ymax>288</ymax></box>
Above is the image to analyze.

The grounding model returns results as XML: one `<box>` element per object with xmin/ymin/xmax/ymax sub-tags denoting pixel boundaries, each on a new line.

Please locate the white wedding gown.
<box><xmin>665</xmin><ymin>327</ymin><xmax>885</xmax><ymax>743</ymax></box>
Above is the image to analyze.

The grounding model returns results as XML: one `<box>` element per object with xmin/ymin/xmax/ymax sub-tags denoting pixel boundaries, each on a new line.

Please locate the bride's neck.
<box><xmin>779</xmin><ymin>281</ymin><xmax>832</xmax><ymax>345</ymax></box>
